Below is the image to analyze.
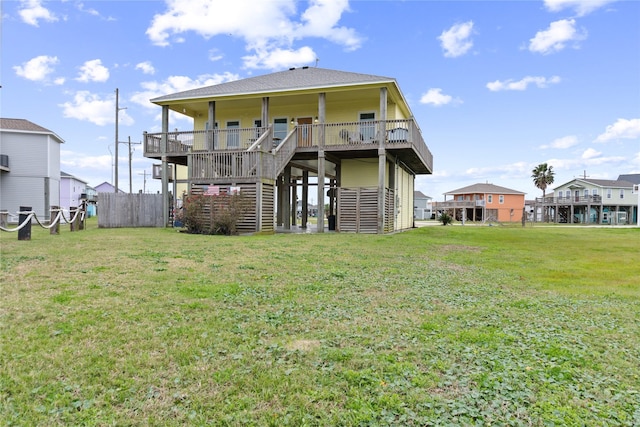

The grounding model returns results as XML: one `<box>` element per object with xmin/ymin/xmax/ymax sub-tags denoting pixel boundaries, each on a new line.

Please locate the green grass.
<box><xmin>1</xmin><ymin>220</ymin><xmax>639</xmax><ymax>425</ymax></box>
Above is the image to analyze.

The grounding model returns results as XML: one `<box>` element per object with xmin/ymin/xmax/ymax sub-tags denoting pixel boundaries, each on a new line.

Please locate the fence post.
<box><xmin>70</xmin><ymin>207</ymin><xmax>78</xmax><ymax>232</ymax></box>
<box><xmin>79</xmin><ymin>200</ymin><xmax>86</xmax><ymax>230</ymax></box>
<box><xmin>50</xmin><ymin>205</ymin><xmax>60</xmax><ymax>235</ymax></box>
<box><xmin>18</xmin><ymin>206</ymin><xmax>32</xmax><ymax>240</ymax></box>
<box><xmin>0</xmin><ymin>210</ymin><xmax>7</xmax><ymax>229</ymax></box>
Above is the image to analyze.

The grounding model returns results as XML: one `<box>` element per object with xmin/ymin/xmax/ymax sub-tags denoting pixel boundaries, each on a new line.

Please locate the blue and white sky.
<box><xmin>2</xmin><ymin>0</ymin><xmax>639</xmax><ymax>199</ymax></box>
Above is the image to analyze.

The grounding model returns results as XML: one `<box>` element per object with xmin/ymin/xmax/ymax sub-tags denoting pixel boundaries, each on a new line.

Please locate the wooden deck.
<box><xmin>143</xmin><ymin>119</ymin><xmax>433</xmax><ymax>182</ymax></box>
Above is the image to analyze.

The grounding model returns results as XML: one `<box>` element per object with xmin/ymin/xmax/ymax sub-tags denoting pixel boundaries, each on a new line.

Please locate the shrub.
<box><xmin>182</xmin><ymin>193</ymin><xmax>251</xmax><ymax>235</ymax></box>
<box><xmin>439</xmin><ymin>211</ymin><xmax>453</xmax><ymax>226</ymax></box>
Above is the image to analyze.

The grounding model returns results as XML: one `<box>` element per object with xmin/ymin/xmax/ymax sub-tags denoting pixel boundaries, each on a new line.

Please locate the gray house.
<box><xmin>536</xmin><ymin>176</ymin><xmax>638</xmax><ymax>224</ymax></box>
<box><xmin>0</xmin><ymin>118</ymin><xmax>63</xmax><ymax>221</ymax></box>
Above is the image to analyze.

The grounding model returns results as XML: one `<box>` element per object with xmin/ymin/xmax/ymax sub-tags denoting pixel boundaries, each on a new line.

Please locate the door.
<box><xmin>297</xmin><ymin>117</ymin><xmax>313</xmax><ymax>147</ymax></box>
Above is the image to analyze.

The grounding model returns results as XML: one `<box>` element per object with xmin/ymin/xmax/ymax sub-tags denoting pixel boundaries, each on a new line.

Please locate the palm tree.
<box><xmin>532</xmin><ymin>163</ymin><xmax>555</xmax><ymax>197</ymax></box>
<box><xmin>532</xmin><ymin>163</ymin><xmax>555</xmax><ymax>221</ymax></box>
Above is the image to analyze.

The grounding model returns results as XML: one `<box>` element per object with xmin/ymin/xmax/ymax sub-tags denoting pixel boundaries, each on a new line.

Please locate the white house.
<box><xmin>0</xmin><ymin>118</ymin><xmax>63</xmax><ymax>221</ymax></box>
<box><xmin>414</xmin><ymin>191</ymin><xmax>433</xmax><ymax>220</ymax></box>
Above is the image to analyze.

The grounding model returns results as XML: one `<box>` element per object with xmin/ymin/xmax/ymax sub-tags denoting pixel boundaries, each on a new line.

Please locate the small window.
<box><xmin>584</xmin><ymin>189</ymin><xmax>589</xmax><ymax>197</ymax></box>
<box><xmin>592</xmin><ymin>189</ymin><xmax>598</xmax><ymax>196</ymax></box>
<box><xmin>457</xmin><ymin>195</ymin><xmax>463</xmax><ymax>201</ymax></box>
<box><xmin>488</xmin><ymin>194</ymin><xmax>493</xmax><ymax>203</ymax></box>
<box><xmin>499</xmin><ymin>195</ymin><xmax>504</xmax><ymax>204</ymax></box>
<box><xmin>620</xmin><ymin>189</ymin><xmax>624</xmax><ymax>199</ymax></box>
<box><xmin>565</xmin><ymin>190</ymin><xmax>571</xmax><ymax>199</ymax></box>
<box><xmin>607</xmin><ymin>189</ymin><xmax>612</xmax><ymax>199</ymax></box>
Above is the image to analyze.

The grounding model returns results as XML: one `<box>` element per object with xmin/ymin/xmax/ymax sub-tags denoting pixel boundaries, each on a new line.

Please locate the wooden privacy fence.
<box><xmin>98</xmin><ymin>193</ymin><xmax>164</xmax><ymax>228</ymax></box>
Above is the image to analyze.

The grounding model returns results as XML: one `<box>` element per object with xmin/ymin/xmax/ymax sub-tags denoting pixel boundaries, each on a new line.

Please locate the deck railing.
<box><xmin>536</xmin><ymin>195</ymin><xmax>603</xmax><ymax>204</ymax></box>
<box><xmin>145</xmin><ymin>119</ymin><xmax>433</xmax><ymax>175</ymax></box>
<box><xmin>190</xmin><ymin>151</ymin><xmax>274</xmax><ymax>181</ymax></box>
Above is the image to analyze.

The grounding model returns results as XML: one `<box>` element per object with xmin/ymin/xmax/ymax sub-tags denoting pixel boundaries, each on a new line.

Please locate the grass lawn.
<box><xmin>1</xmin><ymin>220</ymin><xmax>639</xmax><ymax>425</ymax></box>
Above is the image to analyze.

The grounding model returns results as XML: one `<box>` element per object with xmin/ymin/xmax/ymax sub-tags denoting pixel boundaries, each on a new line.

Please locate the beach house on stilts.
<box><xmin>143</xmin><ymin>67</ymin><xmax>433</xmax><ymax>233</ymax></box>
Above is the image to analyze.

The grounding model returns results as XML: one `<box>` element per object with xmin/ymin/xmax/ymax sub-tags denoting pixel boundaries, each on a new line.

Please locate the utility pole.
<box><xmin>114</xmin><ymin>88</ymin><xmax>127</xmax><ymax>192</ymax></box>
<box><xmin>138</xmin><ymin>170</ymin><xmax>149</xmax><ymax>193</ymax></box>
<box><xmin>126</xmin><ymin>136</ymin><xmax>142</xmax><ymax>193</ymax></box>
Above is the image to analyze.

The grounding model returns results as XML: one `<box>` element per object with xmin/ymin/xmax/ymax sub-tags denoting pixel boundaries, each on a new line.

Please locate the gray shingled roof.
<box><xmin>0</xmin><ymin>118</ymin><xmax>53</xmax><ymax>133</ymax></box>
<box><xmin>151</xmin><ymin>67</ymin><xmax>396</xmax><ymax>103</ymax></box>
<box><xmin>617</xmin><ymin>174</ymin><xmax>640</xmax><ymax>185</ymax></box>
<box><xmin>568</xmin><ymin>178</ymin><xmax>635</xmax><ymax>188</ymax></box>
<box><xmin>445</xmin><ymin>183</ymin><xmax>526</xmax><ymax>195</ymax></box>
<box><xmin>0</xmin><ymin>118</ymin><xmax>64</xmax><ymax>143</ymax></box>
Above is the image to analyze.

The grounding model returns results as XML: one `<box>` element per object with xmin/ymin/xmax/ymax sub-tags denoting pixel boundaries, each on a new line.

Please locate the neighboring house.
<box><xmin>0</xmin><ymin>118</ymin><xmax>63</xmax><ymax>221</ymax></box>
<box><xmin>437</xmin><ymin>183</ymin><xmax>526</xmax><ymax>223</ymax></box>
<box><xmin>94</xmin><ymin>182</ymin><xmax>124</xmax><ymax>193</ymax></box>
<box><xmin>60</xmin><ymin>171</ymin><xmax>88</xmax><ymax>211</ymax></box>
<box><xmin>85</xmin><ymin>186</ymin><xmax>97</xmax><ymax>217</ymax></box>
<box><xmin>414</xmin><ymin>191</ymin><xmax>433</xmax><ymax>220</ymax></box>
<box><xmin>536</xmin><ymin>177</ymin><xmax>637</xmax><ymax>224</ymax></box>
<box><xmin>143</xmin><ymin>67</ymin><xmax>433</xmax><ymax>233</ymax></box>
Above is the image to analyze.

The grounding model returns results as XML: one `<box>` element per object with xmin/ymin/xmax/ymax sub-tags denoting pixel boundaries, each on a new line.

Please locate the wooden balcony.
<box><xmin>536</xmin><ymin>195</ymin><xmax>603</xmax><ymax>205</ymax></box>
<box><xmin>436</xmin><ymin>200</ymin><xmax>486</xmax><ymax>209</ymax></box>
<box><xmin>144</xmin><ymin>119</ymin><xmax>433</xmax><ymax>176</ymax></box>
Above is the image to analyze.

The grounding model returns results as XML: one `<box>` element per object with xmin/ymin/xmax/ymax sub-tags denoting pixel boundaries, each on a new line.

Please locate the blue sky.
<box><xmin>2</xmin><ymin>0</ymin><xmax>639</xmax><ymax>200</ymax></box>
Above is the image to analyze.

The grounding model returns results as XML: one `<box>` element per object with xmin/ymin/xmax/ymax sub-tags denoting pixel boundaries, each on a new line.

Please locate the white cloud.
<box><xmin>130</xmin><ymin>72</ymin><xmax>240</xmax><ymax>111</ymax></box>
<box><xmin>61</xmin><ymin>150</ymin><xmax>112</xmax><ymax>171</ymax></box>
<box><xmin>13</xmin><ymin>55</ymin><xmax>62</xmax><ymax>84</ymax></box>
<box><xmin>135</xmin><ymin>61</ymin><xmax>156</xmax><ymax>75</ymax></box>
<box><xmin>438</xmin><ymin>21</ymin><xmax>474</xmax><ymax>58</ymax></box>
<box><xmin>60</xmin><ymin>91</ymin><xmax>134</xmax><ymax>126</ymax></box>
<box><xmin>529</xmin><ymin>19</ymin><xmax>586</xmax><ymax>54</ymax></box>
<box><xmin>420</xmin><ymin>88</ymin><xmax>461</xmax><ymax>106</ymax></box>
<box><xmin>243</xmin><ymin>46</ymin><xmax>317</xmax><ymax>70</ymax></box>
<box><xmin>486</xmin><ymin>75</ymin><xmax>561</xmax><ymax>91</ymax></box>
<box><xmin>208</xmin><ymin>49</ymin><xmax>224</xmax><ymax>62</ymax></box>
<box><xmin>581</xmin><ymin>148</ymin><xmax>601</xmax><ymax>159</ymax></box>
<box><xmin>76</xmin><ymin>59</ymin><xmax>110</xmax><ymax>82</ymax></box>
<box><xmin>145</xmin><ymin>0</ymin><xmax>362</xmax><ymax>69</ymax></box>
<box><xmin>540</xmin><ymin>135</ymin><xmax>579</xmax><ymax>149</ymax></box>
<box><xmin>543</xmin><ymin>0</ymin><xmax>617</xmax><ymax>16</ymax></box>
<box><xmin>18</xmin><ymin>0</ymin><xmax>58</xmax><ymax>26</ymax></box>
<box><xmin>594</xmin><ymin>118</ymin><xmax>640</xmax><ymax>143</ymax></box>
<box><xmin>465</xmin><ymin>161</ymin><xmax>530</xmax><ymax>179</ymax></box>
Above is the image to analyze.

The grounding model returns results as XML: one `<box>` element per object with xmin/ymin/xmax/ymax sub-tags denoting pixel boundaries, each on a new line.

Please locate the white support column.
<box><xmin>317</xmin><ymin>151</ymin><xmax>325</xmax><ymax>233</ymax></box>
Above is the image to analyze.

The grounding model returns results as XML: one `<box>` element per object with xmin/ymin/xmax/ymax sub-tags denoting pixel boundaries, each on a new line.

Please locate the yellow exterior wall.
<box><xmin>395</xmin><ymin>163</ymin><xmax>414</xmax><ymax>230</ymax></box>
<box><xmin>340</xmin><ymin>158</ymin><xmax>378</xmax><ymax>188</ymax></box>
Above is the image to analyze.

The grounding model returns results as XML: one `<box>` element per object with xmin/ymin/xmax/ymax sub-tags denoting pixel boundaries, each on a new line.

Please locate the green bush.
<box><xmin>439</xmin><ymin>211</ymin><xmax>453</xmax><ymax>226</ymax></box>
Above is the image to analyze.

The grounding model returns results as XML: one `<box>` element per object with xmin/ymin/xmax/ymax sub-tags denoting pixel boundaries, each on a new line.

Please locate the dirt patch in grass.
<box><xmin>286</xmin><ymin>339</ymin><xmax>321</xmax><ymax>352</ymax></box>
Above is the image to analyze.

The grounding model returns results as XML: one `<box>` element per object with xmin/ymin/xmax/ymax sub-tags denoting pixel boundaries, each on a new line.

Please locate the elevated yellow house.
<box><xmin>144</xmin><ymin>67</ymin><xmax>433</xmax><ymax>233</ymax></box>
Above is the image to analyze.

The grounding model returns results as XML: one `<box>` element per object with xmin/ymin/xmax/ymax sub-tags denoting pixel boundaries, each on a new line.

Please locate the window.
<box><xmin>457</xmin><ymin>195</ymin><xmax>463</xmax><ymax>201</ymax></box>
<box><xmin>226</xmin><ymin>120</ymin><xmax>240</xmax><ymax>148</ymax></box>
<box><xmin>607</xmin><ymin>189</ymin><xmax>612</xmax><ymax>199</ymax></box>
<box><xmin>254</xmin><ymin>119</ymin><xmax>263</xmax><ymax>139</ymax></box>
<box><xmin>273</xmin><ymin>118</ymin><xmax>288</xmax><ymax>144</ymax></box>
<box><xmin>359</xmin><ymin>112</ymin><xmax>376</xmax><ymax>141</ymax></box>
<box><xmin>565</xmin><ymin>190</ymin><xmax>571</xmax><ymax>199</ymax></box>
<box><xmin>584</xmin><ymin>189</ymin><xmax>589</xmax><ymax>197</ymax></box>
<box><xmin>488</xmin><ymin>194</ymin><xmax>493</xmax><ymax>203</ymax></box>
<box><xmin>499</xmin><ymin>195</ymin><xmax>504</xmax><ymax>204</ymax></box>
<box><xmin>592</xmin><ymin>189</ymin><xmax>598</xmax><ymax>196</ymax></box>
<box><xmin>620</xmin><ymin>189</ymin><xmax>624</xmax><ymax>199</ymax></box>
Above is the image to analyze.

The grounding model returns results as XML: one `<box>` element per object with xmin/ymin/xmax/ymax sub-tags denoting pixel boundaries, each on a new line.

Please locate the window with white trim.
<box><xmin>499</xmin><ymin>195</ymin><xmax>504</xmax><ymax>204</ymax></box>
<box><xmin>359</xmin><ymin>112</ymin><xmax>376</xmax><ymax>141</ymax></box>
<box><xmin>620</xmin><ymin>189</ymin><xmax>624</xmax><ymax>199</ymax></box>
<box><xmin>607</xmin><ymin>189</ymin><xmax>612</xmax><ymax>199</ymax></box>
<box><xmin>488</xmin><ymin>194</ymin><xmax>493</xmax><ymax>203</ymax></box>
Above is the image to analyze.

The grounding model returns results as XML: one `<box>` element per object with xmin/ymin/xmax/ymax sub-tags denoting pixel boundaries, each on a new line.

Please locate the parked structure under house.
<box><xmin>535</xmin><ymin>176</ymin><xmax>638</xmax><ymax>224</ymax></box>
<box><xmin>436</xmin><ymin>183</ymin><xmax>526</xmax><ymax>223</ymax></box>
<box><xmin>143</xmin><ymin>67</ymin><xmax>433</xmax><ymax>233</ymax></box>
